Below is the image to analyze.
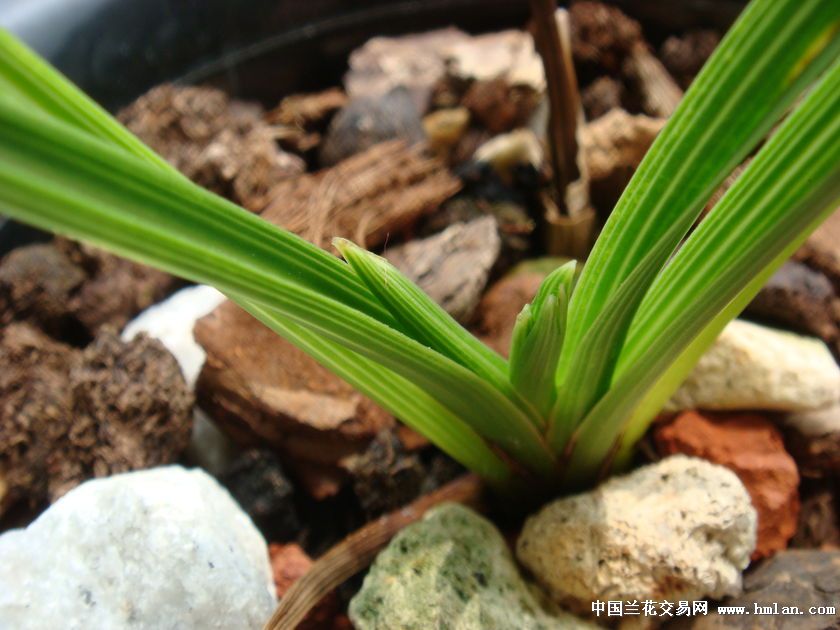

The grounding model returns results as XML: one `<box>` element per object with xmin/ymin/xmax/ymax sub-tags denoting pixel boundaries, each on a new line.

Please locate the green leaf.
<box><xmin>548</xmin><ymin>229</ymin><xmax>679</xmax><ymax>451</ymax></box>
<box><xmin>0</xmin><ymin>29</ymin><xmax>171</xmax><ymax>172</ymax></box>
<box><xmin>0</xmin><ymin>95</ymin><xmax>397</xmax><ymax>325</ymax></box>
<box><xmin>332</xmin><ymin>238</ymin><xmax>518</xmax><ymax>405</ymax></box>
<box><xmin>0</xmin><ymin>95</ymin><xmax>558</xmax><ymax>478</ymax></box>
<box><xmin>234</xmin><ymin>296</ymin><xmax>515</xmax><ymax>486</ymax></box>
<box><xmin>508</xmin><ymin>261</ymin><xmax>576</xmax><ymax>417</ymax></box>
<box><xmin>561</xmin><ymin>56</ymin><xmax>840</xmax><ymax>486</ymax></box>
<box><xmin>559</xmin><ymin>0</ymin><xmax>840</xmax><ymax>387</ymax></box>
<box><xmin>608</xmin><ymin>227</ymin><xmax>821</xmax><ymax>473</ymax></box>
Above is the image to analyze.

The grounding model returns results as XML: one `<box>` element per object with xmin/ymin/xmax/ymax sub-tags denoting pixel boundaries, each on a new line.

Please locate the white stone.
<box><xmin>781</xmin><ymin>404</ymin><xmax>840</xmax><ymax>437</ymax></box>
<box><xmin>517</xmin><ymin>456</ymin><xmax>756</xmax><ymax>610</ymax></box>
<box><xmin>0</xmin><ymin>466</ymin><xmax>275</xmax><ymax>630</ymax></box>
<box><xmin>444</xmin><ymin>30</ymin><xmax>545</xmax><ymax>89</ymax></box>
<box><xmin>122</xmin><ymin>284</ymin><xmax>226</xmax><ymax>388</ymax></box>
<box><xmin>667</xmin><ymin>319</ymin><xmax>840</xmax><ymax>413</ymax></box>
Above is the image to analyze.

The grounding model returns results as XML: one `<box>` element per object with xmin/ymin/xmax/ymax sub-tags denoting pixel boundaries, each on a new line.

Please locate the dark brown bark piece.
<box><xmin>60</xmin><ymin>328</ymin><xmax>194</xmax><ymax>500</ymax></box>
<box><xmin>0</xmin><ymin>239</ymin><xmax>181</xmax><ymax>344</ymax></box>
<box><xmin>118</xmin><ymin>84</ymin><xmax>304</xmax><ymax>210</ymax></box>
<box><xmin>461</xmin><ymin>78</ymin><xmax>540</xmax><ymax>134</ymax></box>
<box><xmin>0</xmin><ymin>323</ymin><xmax>77</xmax><ymax>515</ymax></box>
<box><xmin>780</xmin><ymin>405</ymin><xmax>840</xmax><ymax>479</ymax></box>
<box><xmin>55</xmin><ymin>238</ymin><xmax>181</xmax><ymax>336</ymax></box>
<box><xmin>260</xmin><ymin>140</ymin><xmax>461</xmax><ymax>249</ymax></box>
<box><xmin>569</xmin><ymin>1</ymin><xmax>644</xmax><ymax>80</ymax></box>
<box><xmin>745</xmin><ymin>261</ymin><xmax>838</xmax><ymax>343</ymax></box>
<box><xmin>581</xmin><ymin>76</ymin><xmax>624</xmax><ymax>120</ymax></box>
<box><xmin>266</xmin><ymin>88</ymin><xmax>345</xmax><ymax>157</ymax></box>
<box><xmin>791</xmin><ymin>480</ymin><xmax>840</xmax><ymax>550</ymax></box>
<box><xmin>221</xmin><ymin>449</ymin><xmax>301</xmax><ymax>542</ymax></box>
<box><xmin>266</xmin><ymin>88</ymin><xmax>348</xmax><ymax>129</ymax></box>
<box><xmin>660</xmin><ymin>30</ymin><xmax>721</xmax><ymax>90</ymax></box>
<box><xmin>346</xmin><ymin>431</ymin><xmax>425</xmax><ymax>519</ymax></box>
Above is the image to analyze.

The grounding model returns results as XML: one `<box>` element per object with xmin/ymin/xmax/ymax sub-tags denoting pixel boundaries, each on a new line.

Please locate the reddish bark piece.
<box><xmin>269</xmin><ymin>544</ymin><xmax>342</xmax><ymax>629</ymax></box>
<box><xmin>260</xmin><ymin>140</ymin><xmax>460</xmax><ymax>250</ymax></box>
<box><xmin>654</xmin><ymin>410</ymin><xmax>800</xmax><ymax>560</ymax></box>
<box><xmin>270</xmin><ymin>543</ymin><xmax>315</xmax><ymax>598</ymax></box>
<box><xmin>285</xmin><ymin>459</ymin><xmax>346</xmax><ymax>502</ymax></box>
<box><xmin>194</xmin><ymin>300</ymin><xmax>394</xmax><ymax>497</ymax></box>
<box><xmin>396</xmin><ymin>425</ymin><xmax>430</xmax><ymax>451</ymax></box>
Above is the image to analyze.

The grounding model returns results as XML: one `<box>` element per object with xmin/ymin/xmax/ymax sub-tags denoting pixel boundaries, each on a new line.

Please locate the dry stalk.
<box><xmin>529</xmin><ymin>0</ymin><xmax>581</xmax><ymax>211</ymax></box>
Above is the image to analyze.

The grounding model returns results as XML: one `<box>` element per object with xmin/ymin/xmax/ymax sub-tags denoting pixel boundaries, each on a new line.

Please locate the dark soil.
<box><xmin>0</xmin><ymin>324</ymin><xmax>193</xmax><ymax>522</ymax></box>
<box><xmin>0</xmin><ymin>238</ymin><xmax>180</xmax><ymax>345</ymax></box>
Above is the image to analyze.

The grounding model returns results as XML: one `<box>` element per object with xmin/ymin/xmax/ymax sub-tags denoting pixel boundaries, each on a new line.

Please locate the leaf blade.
<box><xmin>560</xmin><ymin>0</ymin><xmax>840</xmax><ymax>381</ymax></box>
<box><xmin>562</xmin><ymin>57</ymin><xmax>840</xmax><ymax>485</ymax></box>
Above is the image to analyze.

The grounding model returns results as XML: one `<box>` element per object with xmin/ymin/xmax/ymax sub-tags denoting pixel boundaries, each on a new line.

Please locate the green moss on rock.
<box><xmin>349</xmin><ymin>503</ymin><xmax>597</xmax><ymax>629</ymax></box>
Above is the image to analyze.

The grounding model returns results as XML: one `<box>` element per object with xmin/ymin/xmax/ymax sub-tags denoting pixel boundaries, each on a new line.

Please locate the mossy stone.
<box><xmin>349</xmin><ymin>503</ymin><xmax>597</xmax><ymax>629</ymax></box>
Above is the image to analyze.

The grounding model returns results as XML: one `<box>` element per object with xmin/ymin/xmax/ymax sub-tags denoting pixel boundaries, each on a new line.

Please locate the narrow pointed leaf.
<box><xmin>235</xmin><ymin>296</ymin><xmax>514</xmax><ymax>485</ymax></box>
<box><xmin>609</xmin><ymin>231</ymin><xmax>818</xmax><ymax>473</ymax></box>
<box><xmin>0</xmin><ymin>29</ymin><xmax>171</xmax><ymax>171</ymax></box>
<box><xmin>333</xmin><ymin>238</ymin><xmax>514</xmax><ymax>398</ymax></box>
<box><xmin>548</xmin><ymin>230</ymin><xmax>677</xmax><ymax>451</ymax></box>
<box><xmin>562</xmin><ymin>58</ymin><xmax>840</xmax><ymax>486</ymax></box>
<box><xmin>560</xmin><ymin>0</ymin><xmax>840</xmax><ymax>378</ymax></box>
<box><xmin>0</xmin><ymin>98</ymin><xmax>557</xmax><ymax>477</ymax></box>
<box><xmin>508</xmin><ymin>261</ymin><xmax>576</xmax><ymax>417</ymax></box>
<box><xmin>509</xmin><ymin>297</ymin><xmax>563</xmax><ymax>417</ymax></box>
